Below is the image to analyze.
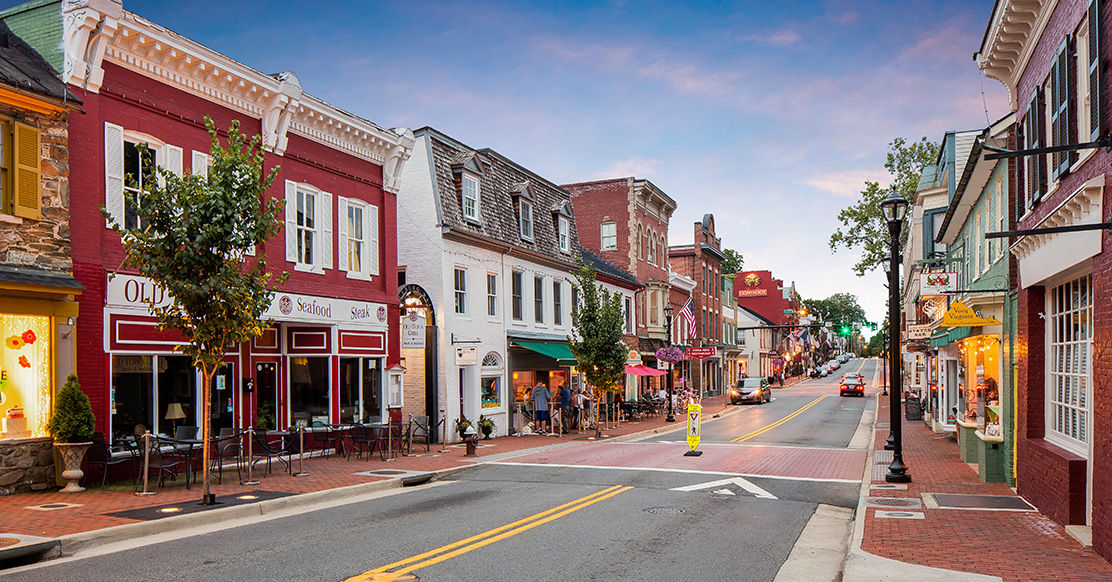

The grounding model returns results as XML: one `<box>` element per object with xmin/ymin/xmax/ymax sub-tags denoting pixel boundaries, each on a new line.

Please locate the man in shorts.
<box><xmin>531</xmin><ymin>381</ymin><xmax>551</xmax><ymax>434</ymax></box>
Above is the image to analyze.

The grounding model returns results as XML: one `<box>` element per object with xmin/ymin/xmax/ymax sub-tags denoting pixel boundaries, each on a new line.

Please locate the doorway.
<box><xmin>255</xmin><ymin>362</ymin><xmax>278</xmax><ymax>430</ymax></box>
<box><xmin>211</xmin><ymin>362</ymin><xmax>236</xmax><ymax>432</ymax></box>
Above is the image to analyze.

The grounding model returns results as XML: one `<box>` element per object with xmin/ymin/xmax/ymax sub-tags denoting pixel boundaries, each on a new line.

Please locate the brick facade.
<box><xmin>668</xmin><ymin>215</ymin><xmax>725</xmax><ymax>393</ymax></box>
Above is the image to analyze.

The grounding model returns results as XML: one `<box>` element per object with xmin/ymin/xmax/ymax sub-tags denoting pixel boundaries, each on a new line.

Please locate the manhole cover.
<box><xmin>37</xmin><ymin>503</ymin><xmax>70</xmax><ymax>509</ymax></box>
<box><xmin>368</xmin><ymin>470</ymin><xmax>408</xmax><ymax>475</ymax></box>
<box><xmin>929</xmin><ymin>493</ymin><xmax>1035</xmax><ymax>511</ymax></box>
<box><xmin>644</xmin><ymin>507</ymin><xmax>685</xmax><ymax>515</ymax></box>
<box><xmin>0</xmin><ymin>538</ymin><xmax>20</xmax><ymax>548</ymax></box>
<box><xmin>866</xmin><ymin>497</ymin><xmax>922</xmax><ymax>508</ymax></box>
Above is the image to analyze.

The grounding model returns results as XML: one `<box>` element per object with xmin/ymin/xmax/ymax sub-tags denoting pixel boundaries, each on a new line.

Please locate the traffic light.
<box><xmin>840</xmin><ymin>325</ymin><xmax>851</xmax><ymax>336</ymax></box>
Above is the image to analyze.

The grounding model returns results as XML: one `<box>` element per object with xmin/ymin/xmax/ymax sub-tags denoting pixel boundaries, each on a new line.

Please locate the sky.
<box><xmin>32</xmin><ymin>0</ymin><xmax>1010</xmax><ymax>326</ymax></box>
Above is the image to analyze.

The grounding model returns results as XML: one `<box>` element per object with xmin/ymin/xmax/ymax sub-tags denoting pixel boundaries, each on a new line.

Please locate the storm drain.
<box><xmin>874</xmin><ymin>510</ymin><xmax>925</xmax><ymax>519</ymax></box>
<box><xmin>644</xmin><ymin>507</ymin><xmax>685</xmax><ymax>515</ymax></box>
<box><xmin>923</xmin><ymin>493</ymin><xmax>1035</xmax><ymax>511</ymax></box>
<box><xmin>869</xmin><ymin>483</ymin><xmax>908</xmax><ymax>491</ymax></box>
<box><xmin>26</xmin><ymin>502</ymin><xmax>82</xmax><ymax>511</ymax></box>
<box><xmin>865</xmin><ymin>497</ymin><xmax>921</xmax><ymax>509</ymax></box>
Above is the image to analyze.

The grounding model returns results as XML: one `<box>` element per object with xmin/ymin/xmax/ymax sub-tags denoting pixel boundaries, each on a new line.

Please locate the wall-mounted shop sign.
<box><xmin>402</xmin><ymin>312</ymin><xmax>425</xmax><ymax>349</ymax></box>
<box><xmin>907</xmin><ymin>324</ymin><xmax>932</xmax><ymax>341</ymax></box>
<box><xmin>941</xmin><ymin>301</ymin><xmax>1002</xmax><ymax>327</ymax></box>
<box><xmin>920</xmin><ymin>272</ymin><xmax>958</xmax><ymax>296</ymax></box>
<box><xmin>106</xmin><ymin>274</ymin><xmax>173</xmax><ymax>310</ymax></box>
<box><xmin>455</xmin><ymin>346</ymin><xmax>477</xmax><ymax>366</ymax></box>
<box><xmin>736</xmin><ymin>288</ymin><xmax>768</xmax><ymax>297</ymax></box>
<box><xmin>686</xmin><ymin>347</ymin><xmax>716</xmax><ymax>360</ymax></box>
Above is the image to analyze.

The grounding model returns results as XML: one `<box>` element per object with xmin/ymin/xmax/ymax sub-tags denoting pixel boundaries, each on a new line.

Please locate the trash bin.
<box><xmin>905</xmin><ymin>394</ymin><xmax>922</xmax><ymax>421</ymax></box>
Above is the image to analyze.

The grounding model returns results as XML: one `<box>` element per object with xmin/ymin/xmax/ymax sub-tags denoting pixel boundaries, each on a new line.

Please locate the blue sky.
<box><xmin>47</xmin><ymin>0</ymin><xmax>1011</xmax><ymax>325</ymax></box>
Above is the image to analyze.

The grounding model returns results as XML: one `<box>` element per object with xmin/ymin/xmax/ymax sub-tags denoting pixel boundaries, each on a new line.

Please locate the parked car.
<box><xmin>730</xmin><ymin>377</ymin><xmax>772</xmax><ymax>404</ymax></box>
<box><xmin>839</xmin><ymin>376</ymin><xmax>865</xmax><ymax>397</ymax></box>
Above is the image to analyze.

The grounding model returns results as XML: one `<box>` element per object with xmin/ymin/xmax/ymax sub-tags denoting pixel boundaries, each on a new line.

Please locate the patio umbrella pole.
<box><xmin>293</xmin><ymin>426</ymin><xmax>309</xmax><ymax>476</ymax></box>
<box><xmin>136</xmin><ymin>430</ymin><xmax>155</xmax><ymax>496</ymax></box>
<box><xmin>241</xmin><ymin>426</ymin><xmax>259</xmax><ymax>486</ymax></box>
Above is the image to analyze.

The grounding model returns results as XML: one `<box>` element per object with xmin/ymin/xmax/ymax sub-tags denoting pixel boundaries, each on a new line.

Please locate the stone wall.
<box><xmin>0</xmin><ymin>437</ymin><xmax>55</xmax><ymax>495</ymax></box>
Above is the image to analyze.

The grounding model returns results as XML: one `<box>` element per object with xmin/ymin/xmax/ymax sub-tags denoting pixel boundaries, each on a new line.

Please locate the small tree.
<box><xmin>103</xmin><ymin>118</ymin><xmax>286</xmax><ymax>504</ymax></box>
<box><xmin>47</xmin><ymin>374</ymin><xmax>95</xmax><ymax>443</ymax></box>
<box><xmin>568</xmin><ymin>262</ymin><xmax>627</xmax><ymax>438</ymax></box>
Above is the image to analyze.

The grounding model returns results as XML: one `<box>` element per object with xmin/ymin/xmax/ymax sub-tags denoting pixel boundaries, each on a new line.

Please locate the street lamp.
<box><xmin>664</xmin><ymin>304</ymin><xmax>676</xmax><ymax>423</ymax></box>
<box><xmin>880</xmin><ymin>191</ymin><xmax>911</xmax><ymax>483</ymax></box>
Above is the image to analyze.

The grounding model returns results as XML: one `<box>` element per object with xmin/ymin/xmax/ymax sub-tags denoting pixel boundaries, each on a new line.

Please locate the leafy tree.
<box><xmin>721</xmin><ymin>248</ymin><xmax>745</xmax><ymax>274</ymax></box>
<box><xmin>568</xmin><ymin>262</ymin><xmax>627</xmax><ymax>438</ymax></box>
<box><xmin>103</xmin><ymin>118</ymin><xmax>286</xmax><ymax>504</ymax></box>
<box><xmin>805</xmin><ymin>293</ymin><xmax>867</xmax><ymax>338</ymax></box>
<box><xmin>829</xmin><ymin>137</ymin><xmax>939</xmax><ymax>276</ymax></box>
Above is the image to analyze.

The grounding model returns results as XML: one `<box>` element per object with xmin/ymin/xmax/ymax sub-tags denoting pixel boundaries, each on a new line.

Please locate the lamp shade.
<box><xmin>164</xmin><ymin>402</ymin><xmax>186</xmax><ymax>421</ymax></box>
<box><xmin>880</xmin><ymin>191</ymin><xmax>909</xmax><ymax>223</ymax></box>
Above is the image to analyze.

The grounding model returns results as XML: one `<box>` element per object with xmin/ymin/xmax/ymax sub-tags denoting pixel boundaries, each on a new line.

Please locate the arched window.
<box><xmin>481</xmin><ymin>352</ymin><xmax>503</xmax><ymax>410</ymax></box>
<box><xmin>638</xmin><ymin>225</ymin><xmax>644</xmax><ymax>259</ymax></box>
<box><xmin>481</xmin><ymin>352</ymin><xmax>502</xmax><ymax>368</ymax></box>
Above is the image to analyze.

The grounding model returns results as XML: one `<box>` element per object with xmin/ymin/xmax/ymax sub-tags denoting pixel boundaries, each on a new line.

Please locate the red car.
<box><xmin>839</xmin><ymin>377</ymin><xmax>865</xmax><ymax>397</ymax></box>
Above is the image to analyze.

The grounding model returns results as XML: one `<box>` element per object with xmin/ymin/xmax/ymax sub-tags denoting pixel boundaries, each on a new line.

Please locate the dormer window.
<box><xmin>557</xmin><ymin>215</ymin><xmax>570</xmax><ymax>253</ymax></box>
<box><xmin>520</xmin><ymin>200</ymin><xmax>534</xmax><ymax>240</ymax></box>
<box><xmin>462</xmin><ymin>173</ymin><xmax>480</xmax><ymax>223</ymax></box>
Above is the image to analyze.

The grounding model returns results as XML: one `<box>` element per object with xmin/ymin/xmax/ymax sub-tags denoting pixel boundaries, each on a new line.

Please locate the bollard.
<box><xmin>241</xmin><ymin>426</ymin><xmax>260</xmax><ymax>486</ymax></box>
<box><xmin>136</xmin><ymin>430</ymin><xmax>156</xmax><ymax>496</ymax></box>
<box><xmin>437</xmin><ymin>409</ymin><xmax>450</xmax><ymax>453</ymax></box>
<box><xmin>293</xmin><ymin>425</ymin><xmax>309</xmax><ymax>477</ymax></box>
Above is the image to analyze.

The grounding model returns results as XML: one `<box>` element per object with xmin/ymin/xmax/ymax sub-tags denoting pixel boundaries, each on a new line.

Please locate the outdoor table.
<box><xmin>168</xmin><ymin>438</ymin><xmax>204</xmax><ymax>489</ymax></box>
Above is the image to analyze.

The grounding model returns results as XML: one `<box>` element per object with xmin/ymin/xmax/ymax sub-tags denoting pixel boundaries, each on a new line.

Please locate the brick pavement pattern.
<box><xmin>863</xmin><ymin>395</ymin><xmax>1112</xmax><ymax>582</ymax></box>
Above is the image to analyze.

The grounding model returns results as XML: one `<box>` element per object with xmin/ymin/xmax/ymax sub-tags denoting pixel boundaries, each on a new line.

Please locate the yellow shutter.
<box><xmin>12</xmin><ymin>121</ymin><xmax>40</xmax><ymax>220</ymax></box>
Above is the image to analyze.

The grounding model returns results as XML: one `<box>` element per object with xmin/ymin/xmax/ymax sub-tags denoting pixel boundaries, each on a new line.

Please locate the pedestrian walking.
<box><xmin>558</xmin><ymin>383</ymin><xmax>572</xmax><ymax>433</ymax></box>
<box><xmin>531</xmin><ymin>381</ymin><xmax>551</xmax><ymax>434</ymax></box>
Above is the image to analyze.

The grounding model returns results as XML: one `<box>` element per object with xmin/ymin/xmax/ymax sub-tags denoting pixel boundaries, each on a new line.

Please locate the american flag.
<box><xmin>679</xmin><ymin>299</ymin><xmax>696</xmax><ymax>338</ymax></box>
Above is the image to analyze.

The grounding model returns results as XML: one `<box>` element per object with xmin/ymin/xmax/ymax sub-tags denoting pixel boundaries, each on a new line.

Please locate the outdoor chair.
<box><xmin>174</xmin><ymin>425</ymin><xmax>199</xmax><ymax>440</ymax></box>
<box><xmin>86</xmin><ymin>432</ymin><xmax>137</xmax><ymax>487</ymax></box>
<box><xmin>310</xmin><ymin>421</ymin><xmax>342</xmax><ymax>458</ymax></box>
<box><xmin>134</xmin><ymin>434</ymin><xmax>187</xmax><ymax>492</ymax></box>
<box><xmin>376</xmin><ymin>421</ymin><xmax>406</xmax><ymax>460</ymax></box>
<box><xmin>347</xmin><ymin>424</ymin><xmax>374</xmax><ymax>460</ymax></box>
<box><xmin>408</xmin><ymin>415</ymin><xmax>431</xmax><ymax>453</ymax></box>
<box><xmin>249</xmin><ymin>430</ymin><xmax>289</xmax><ymax>475</ymax></box>
<box><xmin>209</xmin><ymin>428</ymin><xmax>242</xmax><ymax>484</ymax></box>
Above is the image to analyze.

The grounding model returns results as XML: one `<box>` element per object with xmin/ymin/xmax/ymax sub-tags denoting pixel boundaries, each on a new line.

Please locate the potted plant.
<box><xmin>47</xmin><ymin>374</ymin><xmax>96</xmax><ymax>493</ymax></box>
<box><xmin>454</xmin><ymin>418</ymin><xmax>472</xmax><ymax>440</ymax></box>
<box><xmin>477</xmin><ymin>416</ymin><xmax>495</xmax><ymax>440</ymax></box>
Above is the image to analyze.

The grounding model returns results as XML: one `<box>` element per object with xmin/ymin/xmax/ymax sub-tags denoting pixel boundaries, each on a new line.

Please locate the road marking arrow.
<box><xmin>670</xmin><ymin>477</ymin><xmax>777</xmax><ymax>499</ymax></box>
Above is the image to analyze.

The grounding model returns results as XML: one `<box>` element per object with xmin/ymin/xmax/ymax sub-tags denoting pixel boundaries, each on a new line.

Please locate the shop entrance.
<box><xmin>339</xmin><ymin>357</ymin><xmax>382</xmax><ymax>424</ymax></box>
<box><xmin>211</xmin><ymin>362</ymin><xmax>236</xmax><ymax>433</ymax></box>
<box><xmin>254</xmin><ymin>362</ymin><xmax>278</xmax><ymax>430</ymax></box>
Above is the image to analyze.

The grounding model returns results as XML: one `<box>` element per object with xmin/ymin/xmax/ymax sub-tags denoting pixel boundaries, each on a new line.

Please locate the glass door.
<box><xmin>340</xmin><ymin>358</ymin><xmax>361</xmax><ymax>424</ymax></box>
<box><xmin>255</xmin><ymin>362</ymin><xmax>278</xmax><ymax>430</ymax></box>
<box><xmin>211</xmin><ymin>362</ymin><xmax>235</xmax><ymax>432</ymax></box>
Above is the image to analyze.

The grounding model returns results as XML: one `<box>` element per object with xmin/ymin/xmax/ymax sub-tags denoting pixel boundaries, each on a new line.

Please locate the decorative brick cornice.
<box><xmin>62</xmin><ymin>1</ymin><xmax>414</xmax><ymax>170</ymax></box>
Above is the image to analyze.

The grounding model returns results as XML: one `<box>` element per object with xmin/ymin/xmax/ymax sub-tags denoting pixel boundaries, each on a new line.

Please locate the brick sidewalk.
<box><xmin>862</xmin><ymin>394</ymin><xmax>1112</xmax><ymax>582</ymax></box>
<box><xmin>0</xmin><ymin>393</ymin><xmax>737</xmax><ymax>541</ymax></box>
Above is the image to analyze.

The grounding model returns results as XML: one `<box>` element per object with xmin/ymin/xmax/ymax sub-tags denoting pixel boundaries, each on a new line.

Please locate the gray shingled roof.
<box><xmin>581</xmin><ymin>249</ymin><xmax>641</xmax><ymax>288</ymax></box>
<box><xmin>0</xmin><ymin>21</ymin><xmax>78</xmax><ymax>104</ymax></box>
<box><xmin>0</xmin><ymin>263</ymin><xmax>83</xmax><ymax>290</ymax></box>
<box><xmin>421</xmin><ymin>127</ymin><xmax>581</xmax><ymax>267</ymax></box>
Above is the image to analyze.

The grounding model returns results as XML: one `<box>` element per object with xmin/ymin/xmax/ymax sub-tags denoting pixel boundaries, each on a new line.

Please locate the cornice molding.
<box><xmin>1011</xmin><ymin>177</ymin><xmax>1103</xmax><ymax>261</ymax></box>
<box><xmin>976</xmin><ymin>0</ymin><xmax>1059</xmax><ymax>109</ymax></box>
<box><xmin>62</xmin><ymin>1</ymin><xmax>414</xmax><ymax>172</ymax></box>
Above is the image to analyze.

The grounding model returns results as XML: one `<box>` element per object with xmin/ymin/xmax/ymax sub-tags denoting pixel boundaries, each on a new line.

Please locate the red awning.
<box><xmin>625</xmin><ymin>364</ymin><xmax>667</xmax><ymax>377</ymax></box>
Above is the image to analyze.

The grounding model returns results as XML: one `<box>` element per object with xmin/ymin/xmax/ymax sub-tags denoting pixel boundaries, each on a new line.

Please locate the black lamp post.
<box><xmin>664</xmin><ymin>304</ymin><xmax>676</xmax><ymax>422</ymax></box>
<box><xmin>881</xmin><ymin>191</ymin><xmax>911</xmax><ymax>483</ymax></box>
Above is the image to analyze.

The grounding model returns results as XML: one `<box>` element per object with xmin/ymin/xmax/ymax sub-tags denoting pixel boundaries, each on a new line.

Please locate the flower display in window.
<box><xmin>21</xmin><ymin>329</ymin><xmax>36</xmax><ymax>344</ymax></box>
<box><xmin>5</xmin><ymin>335</ymin><xmax>24</xmax><ymax>349</ymax></box>
<box><xmin>18</xmin><ymin>355</ymin><xmax>30</xmax><ymax>368</ymax></box>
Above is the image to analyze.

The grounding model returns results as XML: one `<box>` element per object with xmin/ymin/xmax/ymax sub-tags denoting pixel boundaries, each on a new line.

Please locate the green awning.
<box><xmin>512</xmin><ymin>341</ymin><xmax>577</xmax><ymax>366</ymax></box>
<box><xmin>929</xmin><ymin>327</ymin><xmax>970</xmax><ymax>348</ymax></box>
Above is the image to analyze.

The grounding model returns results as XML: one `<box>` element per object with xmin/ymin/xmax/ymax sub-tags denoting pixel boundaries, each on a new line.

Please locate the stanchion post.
<box><xmin>293</xmin><ymin>425</ymin><xmax>309</xmax><ymax>477</ymax></box>
<box><xmin>241</xmin><ymin>426</ymin><xmax>260</xmax><ymax>486</ymax></box>
<box><xmin>136</xmin><ymin>430</ymin><xmax>155</xmax><ymax>496</ymax></box>
<box><xmin>437</xmin><ymin>409</ymin><xmax>449</xmax><ymax>453</ymax></box>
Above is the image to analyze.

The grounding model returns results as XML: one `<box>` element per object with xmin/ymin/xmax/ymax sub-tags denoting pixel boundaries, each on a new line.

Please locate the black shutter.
<box><xmin>1050</xmin><ymin>41</ymin><xmax>1063</xmax><ymax>180</ymax></box>
<box><xmin>1054</xmin><ymin>38</ymin><xmax>1072</xmax><ymax>177</ymax></box>
<box><xmin>1015</xmin><ymin>122</ymin><xmax>1026</xmax><ymax>219</ymax></box>
<box><xmin>1090</xmin><ymin>0</ymin><xmax>1103</xmax><ymax>142</ymax></box>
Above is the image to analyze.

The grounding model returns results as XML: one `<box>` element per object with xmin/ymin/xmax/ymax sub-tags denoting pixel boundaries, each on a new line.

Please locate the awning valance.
<box><xmin>625</xmin><ymin>364</ymin><xmax>666</xmax><ymax>377</ymax></box>
<box><xmin>512</xmin><ymin>341</ymin><xmax>577</xmax><ymax>366</ymax></box>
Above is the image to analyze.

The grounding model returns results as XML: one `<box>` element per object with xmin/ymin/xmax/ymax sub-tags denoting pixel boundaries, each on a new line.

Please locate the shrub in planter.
<box><xmin>48</xmin><ymin>374</ymin><xmax>95</xmax><ymax>443</ymax></box>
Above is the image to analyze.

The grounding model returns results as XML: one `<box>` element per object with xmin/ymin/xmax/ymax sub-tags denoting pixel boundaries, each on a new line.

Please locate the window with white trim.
<box><xmin>601</xmin><ymin>222</ymin><xmax>617</xmax><ymax>250</ymax></box>
<box><xmin>1047</xmin><ymin>273</ymin><xmax>1092</xmax><ymax>453</ymax></box>
<box><xmin>487</xmin><ymin>273</ymin><xmax>498</xmax><ymax>317</ymax></box>
<box><xmin>558</xmin><ymin>215</ymin><xmax>570</xmax><ymax>254</ymax></box>
<box><xmin>624</xmin><ymin>296</ymin><xmax>632</xmax><ymax>333</ymax></box>
<box><xmin>512</xmin><ymin>271</ymin><xmax>523</xmax><ymax>321</ymax></box>
<box><xmin>123</xmin><ymin>140</ymin><xmax>158</xmax><ymax>231</ymax></box>
<box><xmin>534</xmin><ymin>275</ymin><xmax>544</xmax><ymax>324</ymax></box>
<box><xmin>462</xmin><ymin>173</ymin><xmax>480</xmax><ymax>223</ymax></box>
<box><xmin>454</xmin><ymin>267</ymin><xmax>467</xmax><ymax>315</ymax></box>
<box><xmin>338</xmin><ymin>197</ymin><xmax>379</xmax><ymax>278</ymax></box>
<box><xmin>553</xmin><ymin>280</ymin><xmax>563</xmax><ymax>326</ymax></box>
<box><xmin>297</xmin><ymin>190</ymin><xmax>316</xmax><ymax>265</ymax></box>
<box><xmin>284</xmin><ymin>180</ymin><xmax>332</xmax><ymax>272</ymax></box>
<box><xmin>520</xmin><ymin>200</ymin><xmax>534</xmax><ymax>240</ymax></box>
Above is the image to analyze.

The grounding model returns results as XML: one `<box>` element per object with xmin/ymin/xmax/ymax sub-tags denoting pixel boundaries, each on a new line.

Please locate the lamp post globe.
<box><xmin>663</xmin><ymin>304</ymin><xmax>676</xmax><ymax>423</ymax></box>
<box><xmin>881</xmin><ymin>191</ymin><xmax>910</xmax><ymax>483</ymax></box>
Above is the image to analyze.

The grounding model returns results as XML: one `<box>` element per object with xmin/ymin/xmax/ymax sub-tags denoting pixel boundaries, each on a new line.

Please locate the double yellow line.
<box><xmin>345</xmin><ymin>485</ymin><xmax>633</xmax><ymax>581</ymax></box>
<box><xmin>731</xmin><ymin>395</ymin><xmax>827</xmax><ymax>442</ymax></box>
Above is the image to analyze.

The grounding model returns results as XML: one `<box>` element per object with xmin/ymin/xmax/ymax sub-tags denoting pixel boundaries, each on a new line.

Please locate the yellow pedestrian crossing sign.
<box><xmin>685</xmin><ymin>402</ymin><xmax>702</xmax><ymax>456</ymax></box>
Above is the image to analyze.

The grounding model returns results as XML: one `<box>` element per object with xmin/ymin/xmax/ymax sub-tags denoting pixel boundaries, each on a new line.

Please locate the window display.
<box><xmin>0</xmin><ymin>315</ymin><xmax>51</xmax><ymax>439</ymax></box>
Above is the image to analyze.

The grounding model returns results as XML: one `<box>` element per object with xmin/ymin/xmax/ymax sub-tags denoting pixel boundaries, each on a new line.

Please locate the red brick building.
<box><xmin>732</xmin><ymin>269</ymin><xmax>800</xmax><ymax>378</ymax></box>
<box><xmin>563</xmin><ymin>177</ymin><xmax>676</xmax><ymax>373</ymax></box>
<box><xmin>978</xmin><ymin>0</ymin><xmax>1109</xmax><ymax>557</ymax></box>
<box><xmin>668</xmin><ymin>214</ymin><xmax>726</xmax><ymax>394</ymax></box>
<box><xmin>12</xmin><ymin>0</ymin><xmax>414</xmax><ymax>439</ymax></box>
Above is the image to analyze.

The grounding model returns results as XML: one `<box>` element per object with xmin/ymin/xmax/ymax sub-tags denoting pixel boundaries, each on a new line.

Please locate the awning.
<box><xmin>625</xmin><ymin>364</ymin><xmax>666</xmax><ymax>377</ymax></box>
<box><xmin>929</xmin><ymin>326</ymin><xmax>970</xmax><ymax>348</ymax></box>
<box><xmin>511</xmin><ymin>341</ymin><xmax>577</xmax><ymax>366</ymax></box>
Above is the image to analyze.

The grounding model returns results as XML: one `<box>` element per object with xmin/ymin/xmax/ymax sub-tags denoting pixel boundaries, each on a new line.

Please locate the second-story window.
<box><xmin>601</xmin><ymin>222</ymin><xmax>617</xmax><ymax>250</ymax></box>
<box><xmin>296</xmin><ymin>189</ymin><xmax>316</xmax><ymax>266</ymax></box>
<box><xmin>520</xmin><ymin>200</ymin><xmax>534</xmax><ymax>240</ymax></box>
<box><xmin>462</xmin><ymin>174</ymin><xmax>480</xmax><ymax>222</ymax></box>
<box><xmin>553</xmin><ymin>280</ymin><xmax>563</xmax><ymax>325</ymax></box>
<box><xmin>534</xmin><ymin>275</ymin><xmax>545</xmax><ymax>323</ymax></box>
<box><xmin>512</xmin><ymin>271</ymin><xmax>523</xmax><ymax>321</ymax></box>
<box><xmin>487</xmin><ymin>273</ymin><xmax>498</xmax><ymax>317</ymax></box>
<box><xmin>558</xmin><ymin>216</ymin><xmax>570</xmax><ymax>254</ymax></box>
<box><xmin>454</xmin><ymin>268</ymin><xmax>467</xmax><ymax>315</ymax></box>
<box><xmin>338</xmin><ymin>198</ymin><xmax>380</xmax><ymax>278</ymax></box>
<box><xmin>123</xmin><ymin>141</ymin><xmax>158</xmax><ymax>231</ymax></box>
<box><xmin>624</xmin><ymin>296</ymin><xmax>632</xmax><ymax>333</ymax></box>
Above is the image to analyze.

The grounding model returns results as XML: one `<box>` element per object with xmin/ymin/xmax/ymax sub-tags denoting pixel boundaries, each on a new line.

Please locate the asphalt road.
<box><xmin>3</xmin><ymin>360</ymin><xmax>876</xmax><ymax>582</ymax></box>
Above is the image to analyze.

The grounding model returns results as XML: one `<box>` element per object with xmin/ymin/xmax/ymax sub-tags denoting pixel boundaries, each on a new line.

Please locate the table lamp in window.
<box><xmin>165</xmin><ymin>402</ymin><xmax>186</xmax><ymax>431</ymax></box>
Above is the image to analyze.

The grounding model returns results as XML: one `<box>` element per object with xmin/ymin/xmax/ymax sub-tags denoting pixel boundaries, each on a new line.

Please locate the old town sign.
<box><xmin>940</xmin><ymin>300</ymin><xmax>1002</xmax><ymax>327</ymax></box>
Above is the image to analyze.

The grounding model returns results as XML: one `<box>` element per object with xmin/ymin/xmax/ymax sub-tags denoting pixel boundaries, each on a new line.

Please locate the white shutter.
<box><xmin>321</xmin><ymin>191</ymin><xmax>333</xmax><ymax>270</ymax></box>
<box><xmin>368</xmin><ymin>203</ymin><xmax>380</xmax><ymax>276</ymax></box>
<box><xmin>191</xmin><ymin>150</ymin><xmax>210</xmax><ymax>178</ymax></box>
<box><xmin>285</xmin><ymin>180</ymin><xmax>297</xmax><ymax>263</ymax></box>
<box><xmin>337</xmin><ymin>196</ymin><xmax>349</xmax><ymax>271</ymax></box>
<box><xmin>104</xmin><ymin>122</ymin><xmax>124</xmax><ymax>227</ymax></box>
<box><xmin>163</xmin><ymin>144</ymin><xmax>183</xmax><ymax>177</ymax></box>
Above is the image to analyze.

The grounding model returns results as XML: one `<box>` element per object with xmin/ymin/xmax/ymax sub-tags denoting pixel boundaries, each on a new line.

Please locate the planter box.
<box><xmin>956</xmin><ymin>420</ymin><xmax>978</xmax><ymax>463</ymax></box>
<box><xmin>0</xmin><ymin>437</ymin><xmax>55</xmax><ymax>495</ymax></box>
<box><xmin>975</xmin><ymin>430</ymin><xmax>1007</xmax><ymax>483</ymax></box>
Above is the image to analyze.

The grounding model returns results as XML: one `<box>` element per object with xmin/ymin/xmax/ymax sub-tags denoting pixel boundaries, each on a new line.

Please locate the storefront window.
<box><xmin>339</xmin><ymin>357</ymin><xmax>382</xmax><ymax>424</ymax></box>
<box><xmin>111</xmin><ymin>354</ymin><xmax>199</xmax><ymax>438</ymax></box>
<box><xmin>290</xmin><ymin>356</ymin><xmax>329</xmax><ymax>426</ymax></box>
<box><xmin>481</xmin><ymin>352</ymin><xmax>502</xmax><ymax>409</ymax></box>
<box><xmin>0</xmin><ymin>314</ymin><xmax>51</xmax><ymax>438</ymax></box>
<box><xmin>159</xmin><ymin>355</ymin><xmax>197</xmax><ymax>434</ymax></box>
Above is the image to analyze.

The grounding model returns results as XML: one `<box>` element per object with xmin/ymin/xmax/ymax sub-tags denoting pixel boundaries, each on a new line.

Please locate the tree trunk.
<box><xmin>200</xmin><ymin>367</ymin><xmax>213</xmax><ymax>504</ymax></box>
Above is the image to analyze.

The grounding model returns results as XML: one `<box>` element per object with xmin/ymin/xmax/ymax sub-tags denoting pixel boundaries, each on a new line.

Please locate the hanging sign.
<box><xmin>941</xmin><ymin>300</ymin><xmax>1003</xmax><ymax>327</ymax></box>
<box><xmin>455</xmin><ymin>346</ymin><xmax>478</xmax><ymax>366</ymax></box>
<box><xmin>402</xmin><ymin>311</ymin><xmax>425</xmax><ymax>349</ymax></box>
<box><xmin>685</xmin><ymin>402</ymin><xmax>702</xmax><ymax>456</ymax></box>
<box><xmin>685</xmin><ymin>347</ymin><xmax>716</xmax><ymax>360</ymax></box>
<box><xmin>907</xmin><ymin>324</ymin><xmax>932</xmax><ymax>341</ymax></box>
<box><xmin>920</xmin><ymin>272</ymin><xmax>958</xmax><ymax>296</ymax></box>
<box><xmin>626</xmin><ymin>349</ymin><xmax>642</xmax><ymax>365</ymax></box>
